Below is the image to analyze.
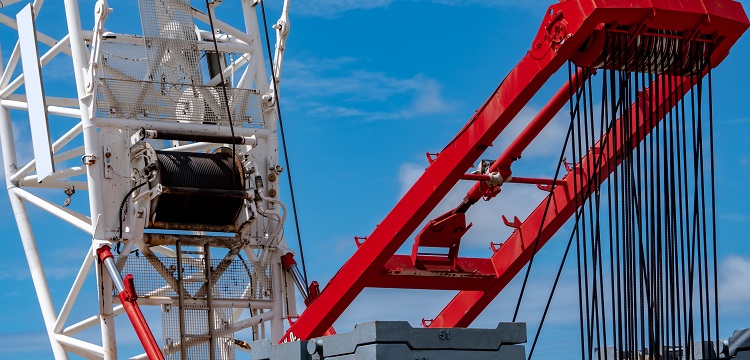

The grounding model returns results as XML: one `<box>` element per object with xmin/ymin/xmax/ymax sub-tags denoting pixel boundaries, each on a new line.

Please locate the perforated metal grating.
<box><xmin>138</xmin><ymin>0</ymin><xmax>202</xmax><ymax>84</ymax></box>
<box><xmin>115</xmin><ymin>254</ymin><xmax>273</xmax><ymax>301</ymax></box>
<box><xmin>162</xmin><ymin>304</ymin><xmax>236</xmax><ymax>360</ymax></box>
<box><xmin>95</xmin><ymin>44</ymin><xmax>264</xmax><ymax>126</ymax></box>
<box><xmin>98</xmin><ymin>42</ymin><xmax>148</xmax><ymax>81</ymax></box>
<box><xmin>93</xmin><ymin>0</ymin><xmax>265</xmax><ymax>127</ymax></box>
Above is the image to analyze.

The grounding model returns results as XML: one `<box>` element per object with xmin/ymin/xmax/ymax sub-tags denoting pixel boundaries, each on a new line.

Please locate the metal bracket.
<box><xmin>81</xmin><ymin>154</ymin><xmax>97</xmax><ymax>165</ymax></box>
<box><xmin>426</xmin><ymin>152</ymin><xmax>439</xmax><ymax>164</ymax></box>
<box><xmin>354</xmin><ymin>236</ymin><xmax>367</xmax><ymax>248</ymax></box>
<box><xmin>63</xmin><ymin>187</ymin><xmax>75</xmax><ymax>207</ymax></box>
<box><xmin>537</xmin><ymin>183</ymin><xmax>554</xmax><ymax>192</ymax></box>
<box><xmin>477</xmin><ymin>159</ymin><xmax>495</xmax><ymax>174</ymax></box>
<box><xmin>501</xmin><ymin>215</ymin><xmax>522</xmax><ymax>229</ymax></box>
<box><xmin>490</xmin><ymin>242</ymin><xmax>504</xmax><ymax>253</ymax></box>
<box><xmin>103</xmin><ymin>145</ymin><xmax>113</xmax><ymax>179</ymax></box>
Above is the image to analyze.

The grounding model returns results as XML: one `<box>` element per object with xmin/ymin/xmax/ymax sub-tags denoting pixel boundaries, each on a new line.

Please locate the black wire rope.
<box><xmin>707</xmin><ymin>59</ymin><xmax>721</xmax><ymax>359</ymax></box>
<box><xmin>204</xmin><ymin>1</ymin><xmax>238</xmax><ymax>182</ymax></box>
<box><xmin>512</xmin><ymin>67</ymin><xmax>587</xmax><ymax>322</ymax></box>
<box><xmin>260</xmin><ymin>0</ymin><xmax>309</xmax><ymax>286</ymax></box>
<box><xmin>118</xmin><ymin>181</ymin><xmax>149</xmax><ymax>242</ymax></box>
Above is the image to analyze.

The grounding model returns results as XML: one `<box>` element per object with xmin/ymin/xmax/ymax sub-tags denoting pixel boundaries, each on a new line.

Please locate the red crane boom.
<box><xmin>283</xmin><ymin>0</ymin><xmax>749</xmax><ymax>342</ymax></box>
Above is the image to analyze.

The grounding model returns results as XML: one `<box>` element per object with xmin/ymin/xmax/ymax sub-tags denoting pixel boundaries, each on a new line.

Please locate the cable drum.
<box><xmin>150</xmin><ymin>147</ymin><xmax>245</xmax><ymax>230</ymax></box>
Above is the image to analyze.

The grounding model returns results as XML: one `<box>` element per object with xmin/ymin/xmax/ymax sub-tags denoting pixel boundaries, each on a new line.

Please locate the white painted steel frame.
<box><xmin>0</xmin><ymin>0</ymin><xmax>297</xmax><ymax>358</ymax></box>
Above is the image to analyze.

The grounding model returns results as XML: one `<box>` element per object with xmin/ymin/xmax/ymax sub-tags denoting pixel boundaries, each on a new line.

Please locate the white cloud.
<box><xmin>284</xmin><ymin>57</ymin><xmax>456</xmax><ymax>121</ymax></box>
<box><xmin>719</xmin><ymin>255</ymin><xmax>750</xmax><ymax>305</ymax></box>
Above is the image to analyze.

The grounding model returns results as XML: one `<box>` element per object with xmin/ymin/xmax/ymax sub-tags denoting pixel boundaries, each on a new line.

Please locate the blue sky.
<box><xmin>1</xmin><ymin>0</ymin><xmax>749</xmax><ymax>359</ymax></box>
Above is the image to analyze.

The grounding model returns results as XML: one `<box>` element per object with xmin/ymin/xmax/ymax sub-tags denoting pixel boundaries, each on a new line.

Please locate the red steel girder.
<box><xmin>284</xmin><ymin>0</ymin><xmax>748</xmax><ymax>341</ymax></box>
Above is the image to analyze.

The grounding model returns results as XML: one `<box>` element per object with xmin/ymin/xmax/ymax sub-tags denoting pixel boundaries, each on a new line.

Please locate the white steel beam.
<box><xmin>62</xmin><ymin>0</ymin><xmax>106</xmax><ymax>229</ymax></box>
<box><xmin>7</xmin><ymin>94</ymin><xmax>81</xmax><ymax>107</ymax></box>
<box><xmin>11</xmin><ymin>123</ymin><xmax>83</xmax><ymax>184</ymax></box>
<box><xmin>55</xmin><ymin>245</ymin><xmax>95</xmax><ymax>332</ymax></box>
<box><xmin>192</xmin><ymin>7</ymin><xmax>255</xmax><ymax>46</ymax></box>
<box><xmin>19</xmin><ymin>179</ymin><xmax>88</xmax><ymax>190</ymax></box>
<box><xmin>95</xmin><ymin>250</ymin><xmax>118</xmax><ymax>358</ymax></box>
<box><xmin>94</xmin><ymin>116</ymin><xmax>271</xmax><ymax>139</ymax></box>
<box><xmin>1</xmin><ymin>99</ymin><xmax>84</xmax><ymax>118</ymax></box>
<box><xmin>0</xmin><ymin>43</ymin><xmax>20</xmax><ymax>89</ymax></box>
<box><xmin>0</xmin><ymin>34</ymin><xmax>72</xmax><ymax>98</ymax></box>
<box><xmin>61</xmin><ymin>305</ymin><xmax>125</xmax><ymax>336</ymax></box>
<box><xmin>21</xmin><ymin>166</ymin><xmax>87</xmax><ymax>183</ymax></box>
<box><xmin>12</xmin><ymin>187</ymin><xmax>92</xmax><ymax>233</ymax></box>
<box><xmin>0</xmin><ymin>7</ymin><xmax>65</xmax><ymax>52</ymax></box>
<box><xmin>206</xmin><ymin>53</ymin><xmax>250</xmax><ymax>87</ymax></box>
<box><xmin>55</xmin><ymin>334</ymin><xmax>105</xmax><ymax>359</ymax></box>
<box><xmin>0</xmin><ymin>20</ymin><xmax>68</xmax><ymax>353</ymax></box>
<box><xmin>4</xmin><ymin>182</ymin><xmax>69</xmax><ymax>359</ymax></box>
<box><xmin>17</xmin><ymin>4</ymin><xmax>55</xmax><ymax>181</ymax></box>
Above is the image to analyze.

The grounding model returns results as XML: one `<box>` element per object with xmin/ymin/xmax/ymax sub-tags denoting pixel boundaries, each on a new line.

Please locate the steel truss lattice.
<box><xmin>0</xmin><ymin>0</ymin><xmax>297</xmax><ymax>358</ymax></box>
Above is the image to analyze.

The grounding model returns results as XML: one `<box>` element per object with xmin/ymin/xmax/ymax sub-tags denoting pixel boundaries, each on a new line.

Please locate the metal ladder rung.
<box><xmin>182</xmin><ymin>278</ymin><xmax>208</xmax><ymax>283</ymax></box>
<box><xmin>175</xmin><ymin>242</ymin><xmax>216</xmax><ymax>359</ymax></box>
<box><xmin>179</xmin><ymin>250</ymin><xmax>204</xmax><ymax>255</ymax></box>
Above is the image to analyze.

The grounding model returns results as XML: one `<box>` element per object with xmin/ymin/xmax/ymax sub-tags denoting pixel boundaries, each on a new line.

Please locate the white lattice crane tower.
<box><xmin>0</xmin><ymin>0</ymin><xmax>300</xmax><ymax>358</ymax></box>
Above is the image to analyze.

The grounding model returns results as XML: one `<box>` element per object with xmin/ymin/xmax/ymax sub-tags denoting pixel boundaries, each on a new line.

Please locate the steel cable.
<box><xmin>260</xmin><ymin>0</ymin><xmax>309</xmax><ymax>286</ymax></box>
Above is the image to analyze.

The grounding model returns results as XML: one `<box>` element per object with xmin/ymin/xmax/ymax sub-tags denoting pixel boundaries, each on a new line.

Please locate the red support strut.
<box><xmin>97</xmin><ymin>246</ymin><xmax>164</xmax><ymax>360</ymax></box>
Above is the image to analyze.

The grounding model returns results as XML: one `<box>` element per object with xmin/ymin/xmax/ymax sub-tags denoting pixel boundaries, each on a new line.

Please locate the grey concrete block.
<box><xmin>730</xmin><ymin>329</ymin><xmax>750</xmax><ymax>357</ymax></box>
<box><xmin>684</xmin><ymin>341</ymin><xmax>726</xmax><ymax>360</ymax></box>
<box><xmin>307</xmin><ymin>321</ymin><xmax>526</xmax><ymax>359</ymax></box>
<box><xmin>249</xmin><ymin>339</ymin><xmax>310</xmax><ymax>360</ymax></box>
<box><xmin>249</xmin><ymin>321</ymin><xmax>527</xmax><ymax>360</ymax></box>
<box><xmin>319</xmin><ymin>343</ymin><xmax>526</xmax><ymax>360</ymax></box>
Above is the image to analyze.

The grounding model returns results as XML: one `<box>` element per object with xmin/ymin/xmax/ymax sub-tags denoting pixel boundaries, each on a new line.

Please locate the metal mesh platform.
<box><xmin>138</xmin><ymin>0</ymin><xmax>202</xmax><ymax>84</ymax></box>
<box><xmin>93</xmin><ymin>1</ymin><xmax>266</xmax><ymax>127</ymax></box>
<box><xmin>99</xmin><ymin>42</ymin><xmax>149</xmax><ymax>81</ymax></box>
<box><xmin>96</xmin><ymin>78</ymin><xmax>264</xmax><ymax>126</ymax></box>
<box><xmin>115</xmin><ymin>254</ymin><xmax>273</xmax><ymax>301</ymax></box>
<box><xmin>162</xmin><ymin>304</ymin><xmax>236</xmax><ymax>360</ymax></box>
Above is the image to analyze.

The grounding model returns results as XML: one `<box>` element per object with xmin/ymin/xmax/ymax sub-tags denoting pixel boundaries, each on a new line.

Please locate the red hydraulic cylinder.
<box><xmin>281</xmin><ymin>252</ymin><xmax>310</xmax><ymax>301</ymax></box>
<box><xmin>460</xmin><ymin>173</ymin><xmax>560</xmax><ymax>187</ymax></box>
<box><xmin>97</xmin><ymin>246</ymin><xmax>164</xmax><ymax>360</ymax></box>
